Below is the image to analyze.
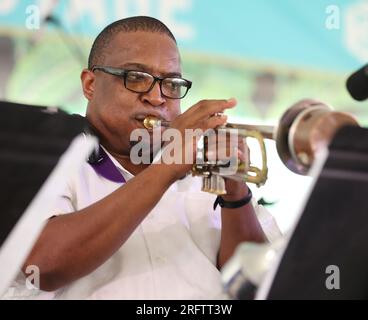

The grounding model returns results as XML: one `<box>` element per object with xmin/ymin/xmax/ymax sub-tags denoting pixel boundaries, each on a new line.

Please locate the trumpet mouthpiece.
<box><xmin>143</xmin><ymin>116</ymin><xmax>162</xmax><ymax>129</ymax></box>
<box><xmin>143</xmin><ymin>116</ymin><xmax>170</xmax><ymax>129</ymax></box>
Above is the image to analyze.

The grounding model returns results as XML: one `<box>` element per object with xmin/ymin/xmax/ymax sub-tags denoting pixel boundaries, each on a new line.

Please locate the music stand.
<box><xmin>256</xmin><ymin>125</ymin><xmax>368</xmax><ymax>299</ymax></box>
<box><xmin>0</xmin><ymin>101</ymin><xmax>97</xmax><ymax>296</ymax></box>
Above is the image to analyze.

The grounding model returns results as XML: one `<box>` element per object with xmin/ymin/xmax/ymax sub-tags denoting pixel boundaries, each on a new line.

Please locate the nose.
<box><xmin>141</xmin><ymin>80</ymin><xmax>166</xmax><ymax>107</ymax></box>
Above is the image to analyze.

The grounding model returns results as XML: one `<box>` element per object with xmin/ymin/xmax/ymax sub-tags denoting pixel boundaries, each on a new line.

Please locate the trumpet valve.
<box><xmin>201</xmin><ymin>175</ymin><xmax>227</xmax><ymax>195</ymax></box>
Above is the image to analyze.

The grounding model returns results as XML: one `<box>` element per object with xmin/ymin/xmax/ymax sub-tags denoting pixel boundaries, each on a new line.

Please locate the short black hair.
<box><xmin>88</xmin><ymin>16</ymin><xmax>177</xmax><ymax>70</ymax></box>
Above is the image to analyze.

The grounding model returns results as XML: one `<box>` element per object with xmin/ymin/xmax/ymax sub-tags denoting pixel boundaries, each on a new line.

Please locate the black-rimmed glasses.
<box><xmin>92</xmin><ymin>65</ymin><xmax>192</xmax><ymax>99</ymax></box>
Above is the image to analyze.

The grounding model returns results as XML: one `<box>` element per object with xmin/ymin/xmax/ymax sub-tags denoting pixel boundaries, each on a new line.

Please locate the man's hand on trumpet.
<box><xmin>156</xmin><ymin>98</ymin><xmax>237</xmax><ymax>180</ymax></box>
<box><xmin>205</xmin><ymin>130</ymin><xmax>251</xmax><ymax>200</ymax></box>
<box><xmin>153</xmin><ymin>97</ymin><xmax>251</xmax><ymax>197</ymax></box>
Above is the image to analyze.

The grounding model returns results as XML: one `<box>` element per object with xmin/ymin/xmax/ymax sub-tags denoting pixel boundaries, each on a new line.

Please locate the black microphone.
<box><xmin>346</xmin><ymin>64</ymin><xmax>368</xmax><ymax>101</ymax></box>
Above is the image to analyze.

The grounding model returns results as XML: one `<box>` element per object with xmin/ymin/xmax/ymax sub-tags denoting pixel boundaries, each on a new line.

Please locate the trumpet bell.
<box><xmin>275</xmin><ymin>99</ymin><xmax>359</xmax><ymax>175</ymax></box>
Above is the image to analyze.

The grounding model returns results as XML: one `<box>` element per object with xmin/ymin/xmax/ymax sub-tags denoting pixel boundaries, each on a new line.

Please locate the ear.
<box><xmin>81</xmin><ymin>69</ymin><xmax>95</xmax><ymax>101</ymax></box>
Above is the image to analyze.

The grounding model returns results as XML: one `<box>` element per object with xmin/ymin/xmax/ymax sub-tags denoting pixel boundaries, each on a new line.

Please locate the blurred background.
<box><xmin>0</xmin><ymin>0</ymin><xmax>367</xmax><ymax>232</ymax></box>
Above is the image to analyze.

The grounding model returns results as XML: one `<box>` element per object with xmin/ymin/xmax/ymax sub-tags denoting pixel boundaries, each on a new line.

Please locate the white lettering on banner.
<box><xmin>345</xmin><ymin>0</ymin><xmax>368</xmax><ymax>62</ymax></box>
<box><xmin>114</xmin><ymin>0</ymin><xmax>150</xmax><ymax>18</ymax></box>
<box><xmin>113</xmin><ymin>0</ymin><xmax>127</xmax><ymax>19</ymax></box>
<box><xmin>59</xmin><ymin>0</ymin><xmax>194</xmax><ymax>41</ymax></box>
<box><xmin>325</xmin><ymin>5</ymin><xmax>340</xmax><ymax>30</ymax></box>
<box><xmin>25</xmin><ymin>4</ymin><xmax>40</xmax><ymax>30</ymax></box>
<box><xmin>0</xmin><ymin>0</ymin><xmax>18</xmax><ymax>15</ymax></box>
<box><xmin>159</xmin><ymin>0</ymin><xmax>194</xmax><ymax>40</ymax></box>
<box><xmin>67</xmin><ymin>0</ymin><xmax>107</xmax><ymax>28</ymax></box>
<box><xmin>136</xmin><ymin>0</ymin><xmax>150</xmax><ymax>16</ymax></box>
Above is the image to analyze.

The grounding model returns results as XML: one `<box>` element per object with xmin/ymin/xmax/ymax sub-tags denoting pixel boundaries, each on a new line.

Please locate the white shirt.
<box><xmin>3</xmin><ymin>149</ymin><xmax>281</xmax><ymax>300</ymax></box>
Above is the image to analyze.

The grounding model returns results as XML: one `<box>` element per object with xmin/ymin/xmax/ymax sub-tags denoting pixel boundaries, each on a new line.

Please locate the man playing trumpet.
<box><xmin>6</xmin><ymin>16</ymin><xmax>280</xmax><ymax>300</ymax></box>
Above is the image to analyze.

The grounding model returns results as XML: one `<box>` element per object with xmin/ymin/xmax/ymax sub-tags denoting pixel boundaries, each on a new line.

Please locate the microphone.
<box><xmin>346</xmin><ymin>64</ymin><xmax>368</xmax><ymax>101</ymax></box>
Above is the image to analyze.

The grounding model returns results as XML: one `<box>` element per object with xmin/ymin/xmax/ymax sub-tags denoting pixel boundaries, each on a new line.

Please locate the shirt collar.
<box><xmin>102</xmin><ymin>146</ymin><xmax>134</xmax><ymax>180</ymax></box>
<box><xmin>88</xmin><ymin>145</ymin><xmax>190</xmax><ymax>192</ymax></box>
<box><xmin>88</xmin><ymin>145</ymin><xmax>133</xmax><ymax>183</ymax></box>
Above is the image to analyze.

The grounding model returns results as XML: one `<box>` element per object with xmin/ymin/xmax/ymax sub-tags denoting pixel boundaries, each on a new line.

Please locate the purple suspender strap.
<box><xmin>88</xmin><ymin>146</ymin><xmax>126</xmax><ymax>183</ymax></box>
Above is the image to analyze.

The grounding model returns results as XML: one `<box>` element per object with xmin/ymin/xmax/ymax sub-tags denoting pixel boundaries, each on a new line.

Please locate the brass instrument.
<box><xmin>143</xmin><ymin>99</ymin><xmax>359</xmax><ymax>195</ymax></box>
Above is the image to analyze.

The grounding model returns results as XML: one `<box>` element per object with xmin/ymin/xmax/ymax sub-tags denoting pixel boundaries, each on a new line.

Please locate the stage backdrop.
<box><xmin>1</xmin><ymin>0</ymin><xmax>367</xmax><ymax>231</ymax></box>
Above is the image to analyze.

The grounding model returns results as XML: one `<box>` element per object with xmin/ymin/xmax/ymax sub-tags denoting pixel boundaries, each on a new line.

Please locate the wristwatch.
<box><xmin>213</xmin><ymin>187</ymin><xmax>253</xmax><ymax>210</ymax></box>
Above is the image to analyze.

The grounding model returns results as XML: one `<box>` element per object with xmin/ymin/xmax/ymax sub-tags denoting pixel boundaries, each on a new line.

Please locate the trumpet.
<box><xmin>144</xmin><ymin>99</ymin><xmax>359</xmax><ymax>195</ymax></box>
